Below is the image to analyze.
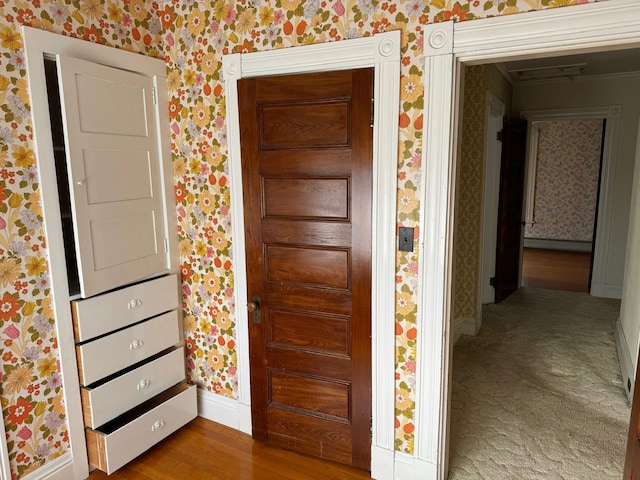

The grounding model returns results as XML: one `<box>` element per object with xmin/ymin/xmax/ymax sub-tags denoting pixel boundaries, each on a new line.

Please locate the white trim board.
<box><xmin>615</xmin><ymin>318</ymin><xmax>635</xmax><ymax>402</ymax></box>
<box><xmin>0</xmin><ymin>411</ymin><xmax>9</xmax><ymax>480</ymax></box>
<box><xmin>523</xmin><ymin>238</ymin><xmax>592</xmax><ymax>253</ymax></box>
<box><xmin>419</xmin><ymin>1</ymin><xmax>640</xmax><ymax>478</ymax></box>
<box><xmin>23</xmin><ymin>27</ymin><xmax>174</xmax><ymax>480</ymax></box>
<box><xmin>452</xmin><ymin>317</ymin><xmax>476</xmax><ymax>345</ymax></box>
<box><xmin>21</xmin><ymin>454</ymin><xmax>73</xmax><ymax>480</ymax></box>
<box><xmin>222</xmin><ymin>31</ymin><xmax>401</xmax><ymax>479</ymax></box>
<box><xmin>197</xmin><ymin>389</ymin><xmax>252</xmax><ymax>434</ymax></box>
<box><xmin>479</xmin><ymin>92</ymin><xmax>505</xmax><ymax>308</ymax></box>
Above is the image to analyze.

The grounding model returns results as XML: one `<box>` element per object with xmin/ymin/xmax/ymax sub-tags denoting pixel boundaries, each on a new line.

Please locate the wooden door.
<box><xmin>56</xmin><ymin>56</ymin><xmax>169</xmax><ymax>298</ymax></box>
<box><xmin>238</xmin><ymin>69</ymin><xmax>373</xmax><ymax>469</ymax></box>
<box><xmin>494</xmin><ymin>117</ymin><xmax>528</xmax><ymax>303</ymax></box>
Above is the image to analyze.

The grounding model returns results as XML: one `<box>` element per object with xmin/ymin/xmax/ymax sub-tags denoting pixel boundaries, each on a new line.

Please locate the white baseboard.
<box><xmin>394</xmin><ymin>452</ymin><xmax>437</xmax><ymax>480</ymax></box>
<box><xmin>371</xmin><ymin>445</ymin><xmax>395</xmax><ymax>480</ymax></box>
<box><xmin>197</xmin><ymin>388</ymin><xmax>252</xmax><ymax>434</ymax></box>
<box><xmin>22</xmin><ymin>453</ymin><xmax>74</xmax><ymax>480</ymax></box>
<box><xmin>615</xmin><ymin>317</ymin><xmax>635</xmax><ymax>402</ymax></box>
<box><xmin>523</xmin><ymin>238</ymin><xmax>592</xmax><ymax>252</ymax></box>
<box><xmin>590</xmin><ymin>282</ymin><xmax>623</xmax><ymax>299</ymax></box>
<box><xmin>452</xmin><ymin>316</ymin><xmax>477</xmax><ymax>344</ymax></box>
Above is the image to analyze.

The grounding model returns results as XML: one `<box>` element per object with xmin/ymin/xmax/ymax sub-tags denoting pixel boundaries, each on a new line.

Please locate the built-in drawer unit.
<box><xmin>86</xmin><ymin>382</ymin><xmax>197</xmax><ymax>475</ymax></box>
<box><xmin>72</xmin><ymin>274</ymin><xmax>179</xmax><ymax>342</ymax></box>
<box><xmin>81</xmin><ymin>347</ymin><xmax>186</xmax><ymax>429</ymax></box>
<box><xmin>71</xmin><ymin>273</ymin><xmax>195</xmax><ymax>474</ymax></box>
<box><xmin>76</xmin><ymin>310</ymin><xmax>180</xmax><ymax>386</ymax></box>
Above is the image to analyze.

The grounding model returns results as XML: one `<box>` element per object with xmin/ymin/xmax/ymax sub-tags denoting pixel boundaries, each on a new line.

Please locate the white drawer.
<box><xmin>72</xmin><ymin>274</ymin><xmax>179</xmax><ymax>342</ymax></box>
<box><xmin>86</xmin><ymin>383</ymin><xmax>197</xmax><ymax>474</ymax></box>
<box><xmin>81</xmin><ymin>347</ymin><xmax>186</xmax><ymax>429</ymax></box>
<box><xmin>77</xmin><ymin>311</ymin><xmax>180</xmax><ymax>385</ymax></box>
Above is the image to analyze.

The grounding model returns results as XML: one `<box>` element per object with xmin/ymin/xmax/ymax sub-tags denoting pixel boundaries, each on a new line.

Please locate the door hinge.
<box><xmin>151</xmin><ymin>86</ymin><xmax>157</xmax><ymax>105</ymax></box>
<box><xmin>163</xmin><ymin>237</ymin><xmax>168</xmax><ymax>253</ymax></box>
<box><xmin>489</xmin><ymin>276</ymin><xmax>496</xmax><ymax>287</ymax></box>
<box><xmin>497</xmin><ymin>129</ymin><xmax>504</xmax><ymax>142</ymax></box>
<box><xmin>370</xmin><ymin>99</ymin><xmax>374</xmax><ymax>128</ymax></box>
<box><xmin>369</xmin><ymin>417</ymin><xmax>373</xmax><ymax>439</ymax></box>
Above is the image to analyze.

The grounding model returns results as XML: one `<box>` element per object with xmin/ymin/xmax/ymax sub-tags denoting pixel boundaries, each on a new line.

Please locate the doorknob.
<box><xmin>247</xmin><ymin>295</ymin><xmax>261</xmax><ymax>324</ymax></box>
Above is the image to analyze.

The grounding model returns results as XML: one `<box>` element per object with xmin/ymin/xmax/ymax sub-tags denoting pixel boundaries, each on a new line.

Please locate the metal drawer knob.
<box><xmin>151</xmin><ymin>420</ymin><xmax>165</xmax><ymax>432</ymax></box>
<box><xmin>137</xmin><ymin>379</ymin><xmax>151</xmax><ymax>390</ymax></box>
<box><xmin>129</xmin><ymin>339</ymin><xmax>144</xmax><ymax>350</ymax></box>
<box><xmin>128</xmin><ymin>298</ymin><xmax>142</xmax><ymax>309</ymax></box>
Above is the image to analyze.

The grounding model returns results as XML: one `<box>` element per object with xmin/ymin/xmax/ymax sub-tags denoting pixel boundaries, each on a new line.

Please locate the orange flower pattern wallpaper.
<box><xmin>0</xmin><ymin>0</ymin><xmax>595</xmax><ymax>477</ymax></box>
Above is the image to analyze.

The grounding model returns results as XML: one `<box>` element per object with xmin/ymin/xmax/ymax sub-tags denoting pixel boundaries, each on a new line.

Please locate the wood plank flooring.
<box><xmin>521</xmin><ymin>248</ymin><xmax>592</xmax><ymax>292</ymax></box>
<box><xmin>87</xmin><ymin>417</ymin><xmax>372</xmax><ymax>480</ymax></box>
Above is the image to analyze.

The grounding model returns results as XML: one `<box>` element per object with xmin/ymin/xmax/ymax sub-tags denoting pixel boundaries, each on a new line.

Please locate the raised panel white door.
<box><xmin>56</xmin><ymin>56</ymin><xmax>168</xmax><ymax>298</ymax></box>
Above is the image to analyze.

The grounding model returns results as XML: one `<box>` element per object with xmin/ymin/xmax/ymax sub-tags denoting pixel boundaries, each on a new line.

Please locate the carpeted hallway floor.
<box><xmin>448</xmin><ymin>288</ymin><xmax>630</xmax><ymax>480</ymax></box>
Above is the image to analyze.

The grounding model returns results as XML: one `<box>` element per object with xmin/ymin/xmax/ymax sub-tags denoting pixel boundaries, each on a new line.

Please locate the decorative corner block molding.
<box><xmin>422</xmin><ymin>21</ymin><xmax>454</xmax><ymax>57</ymax></box>
<box><xmin>222</xmin><ymin>54</ymin><xmax>242</xmax><ymax>81</ymax></box>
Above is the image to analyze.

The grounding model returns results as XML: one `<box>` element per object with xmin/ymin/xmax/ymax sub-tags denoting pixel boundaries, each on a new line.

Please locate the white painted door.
<box><xmin>56</xmin><ymin>56</ymin><xmax>169</xmax><ymax>298</ymax></box>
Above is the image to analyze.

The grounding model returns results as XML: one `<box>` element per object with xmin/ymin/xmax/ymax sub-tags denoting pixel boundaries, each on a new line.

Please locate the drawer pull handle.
<box><xmin>137</xmin><ymin>379</ymin><xmax>151</xmax><ymax>390</ymax></box>
<box><xmin>151</xmin><ymin>420</ymin><xmax>165</xmax><ymax>432</ymax></box>
<box><xmin>129</xmin><ymin>339</ymin><xmax>144</xmax><ymax>350</ymax></box>
<box><xmin>128</xmin><ymin>298</ymin><xmax>143</xmax><ymax>309</ymax></box>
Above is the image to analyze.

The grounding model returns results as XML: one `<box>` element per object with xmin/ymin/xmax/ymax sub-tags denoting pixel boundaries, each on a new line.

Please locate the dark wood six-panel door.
<box><xmin>238</xmin><ymin>68</ymin><xmax>373</xmax><ymax>469</ymax></box>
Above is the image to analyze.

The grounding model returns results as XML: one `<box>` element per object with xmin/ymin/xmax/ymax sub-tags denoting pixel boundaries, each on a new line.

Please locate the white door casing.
<box><xmin>0</xmin><ymin>416</ymin><xmax>9</xmax><ymax>480</ymax></box>
<box><xmin>419</xmin><ymin>1</ymin><xmax>640</xmax><ymax>479</ymax></box>
<box><xmin>222</xmin><ymin>31</ymin><xmax>401</xmax><ymax>479</ymax></box>
<box><xmin>479</xmin><ymin>93</ymin><xmax>505</xmax><ymax>309</ymax></box>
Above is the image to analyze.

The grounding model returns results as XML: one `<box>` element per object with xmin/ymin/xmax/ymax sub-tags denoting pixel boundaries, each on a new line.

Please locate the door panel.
<box><xmin>494</xmin><ymin>117</ymin><xmax>528</xmax><ymax>303</ymax></box>
<box><xmin>239</xmin><ymin>69</ymin><xmax>373</xmax><ymax>469</ymax></box>
<box><xmin>56</xmin><ymin>56</ymin><xmax>168</xmax><ymax>297</ymax></box>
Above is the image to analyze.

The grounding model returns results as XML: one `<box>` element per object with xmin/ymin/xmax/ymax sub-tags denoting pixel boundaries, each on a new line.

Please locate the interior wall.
<box><xmin>513</xmin><ymin>74</ymin><xmax>640</xmax><ymax>293</ymax></box>
<box><xmin>454</xmin><ymin>64</ymin><xmax>513</xmax><ymax>325</ymax></box>
<box><xmin>454</xmin><ymin>65</ymin><xmax>486</xmax><ymax>323</ymax></box>
<box><xmin>526</xmin><ymin>119</ymin><xmax>603</xmax><ymax>243</ymax></box>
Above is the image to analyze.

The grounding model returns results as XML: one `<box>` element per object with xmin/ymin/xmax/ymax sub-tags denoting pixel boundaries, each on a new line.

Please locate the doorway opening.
<box><xmin>450</xmin><ymin>39</ymin><xmax>640</xmax><ymax>478</ymax></box>
<box><xmin>417</xmin><ymin>3</ymin><xmax>640</xmax><ymax>478</ymax></box>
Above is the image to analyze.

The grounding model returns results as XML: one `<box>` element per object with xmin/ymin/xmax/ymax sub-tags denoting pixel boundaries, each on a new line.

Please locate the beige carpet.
<box><xmin>448</xmin><ymin>288</ymin><xmax>630</xmax><ymax>480</ymax></box>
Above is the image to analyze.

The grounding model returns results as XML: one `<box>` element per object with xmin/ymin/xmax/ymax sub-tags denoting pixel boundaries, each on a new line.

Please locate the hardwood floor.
<box><xmin>521</xmin><ymin>248</ymin><xmax>592</xmax><ymax>292</ymax></box>
<box><xmin>87</xmin><ymin>417</ymin><xmax>372</xmax><ymax>480</ymax></box>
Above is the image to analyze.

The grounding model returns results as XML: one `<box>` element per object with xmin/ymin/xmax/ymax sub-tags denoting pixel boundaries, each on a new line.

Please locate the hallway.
<box><xmin>448</xmin><ymin>288</ymin><xmax>628</xmax><ymax>479</ymax></box>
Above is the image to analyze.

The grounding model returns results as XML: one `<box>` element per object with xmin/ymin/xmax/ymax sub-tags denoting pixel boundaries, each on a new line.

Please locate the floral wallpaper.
<box><xmin>525</xmin><ymin>119</ymin><xmax>603</xmax><ymax>242</ymax></box>
<box><xmin>0</xmin><ymin>0</ymin><xmax>601</xmax><ymax>477</ymax></box>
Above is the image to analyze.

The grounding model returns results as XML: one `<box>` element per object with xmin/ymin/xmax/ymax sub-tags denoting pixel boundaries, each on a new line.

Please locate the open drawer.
<box><xmin>76</xmin><ymin>310</ymin><xmax>180</xmax><ymax>386</ymax></box>
<box><xmin>86</xmin><ymin>382</ymin><xmax>197</xmax><ymax>474</ymax></box>
<box><xmin>81</xmin><ymin>347</ymin><xmax>186</xmax><ymax>429</ymax></box>
<box><xmin>72</xmin><ymin>274</ymin><xmax>179</xmax><ymax>342</ymax></box>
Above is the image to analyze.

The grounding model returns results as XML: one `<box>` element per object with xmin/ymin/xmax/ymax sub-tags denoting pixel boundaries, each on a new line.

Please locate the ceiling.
<box><xmin>497</xmin><ymin>47</ymin><xmax>640</xmax><ymax>84</ymax></box>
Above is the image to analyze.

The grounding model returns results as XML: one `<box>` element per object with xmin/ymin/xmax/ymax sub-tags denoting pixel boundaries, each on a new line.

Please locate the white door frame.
<box><xmin>0</xmin><ymin>417</ymin><xmax>9</xmax><ymax>480</ymax></box>
<box><xmin>419</xmin><ymin>1</ymin><xmax>640</xmax><ymax>478</ymax></box>
<box><xmin>222</xmin><ymin>31</ymin><xmax>401</xmax><ymax>478</ymax></box>
<box><xmin>479</xmin><ymin>92</ymin><xmax>505</xmax><ymax>309</ymax></box>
